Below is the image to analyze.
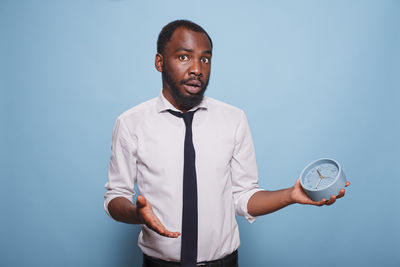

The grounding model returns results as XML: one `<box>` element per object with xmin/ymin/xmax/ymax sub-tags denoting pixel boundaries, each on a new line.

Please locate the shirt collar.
<box><xmin>156</xmin><ymin>91</ymin><xmax>208</xmax><ymax>113</ymax></box>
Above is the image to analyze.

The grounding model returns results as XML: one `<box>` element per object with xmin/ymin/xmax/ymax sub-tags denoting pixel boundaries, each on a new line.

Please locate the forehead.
<box><xmin>165</xmin><ymin>27</ymin><xmax>212</xmax><ymax>53</ymax></box>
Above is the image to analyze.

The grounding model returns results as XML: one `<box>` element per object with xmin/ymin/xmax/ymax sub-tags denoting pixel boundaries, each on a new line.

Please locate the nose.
<box><xmin>189</xmin><ymin>58</ymin><xmax>202</xmax><ymax>77</ymax></box>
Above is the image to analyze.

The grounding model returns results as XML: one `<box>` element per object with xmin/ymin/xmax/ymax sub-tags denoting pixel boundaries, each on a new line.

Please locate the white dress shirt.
<box><xmin>104</xmin><ymin>92</ymin><xmax>262</xmax><ymax>262</ymax></box>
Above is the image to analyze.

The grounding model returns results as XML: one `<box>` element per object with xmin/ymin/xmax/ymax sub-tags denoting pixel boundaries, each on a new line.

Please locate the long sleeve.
<box><xmin>104</xmin><ymin>117</ymin><xmax>138</xmax><ymax>218</ymax></box>
<box><xmin>230</xmin><ymin>110</ymin><xmax>263</xmax><ymax>223</ymax></box>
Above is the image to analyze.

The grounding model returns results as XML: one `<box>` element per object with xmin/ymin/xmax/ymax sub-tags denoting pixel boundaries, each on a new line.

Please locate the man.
<box><xmin>104</xmin><ymin>20</ymin><xmax>349</xmax><ymax>267</ymax></box>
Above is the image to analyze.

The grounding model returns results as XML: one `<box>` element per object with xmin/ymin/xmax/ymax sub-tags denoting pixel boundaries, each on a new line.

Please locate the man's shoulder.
<box><xmin>118</xmin><ymin>97</ymin><xmax>158</xmax><ymax>121</ymax></box>
<box><xmin>205</xmin><ymin>96</ymin><xmax>245</xmax><ymax>116</ymax></box>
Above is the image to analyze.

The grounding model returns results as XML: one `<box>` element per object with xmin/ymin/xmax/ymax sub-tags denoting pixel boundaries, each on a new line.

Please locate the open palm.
<box><xmin>136</xmin><ymin>195</ymin><xmax>181</xmax><ymax>238</ymax></box>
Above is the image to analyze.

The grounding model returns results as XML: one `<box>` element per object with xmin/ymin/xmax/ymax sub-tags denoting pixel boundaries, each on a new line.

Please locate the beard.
<box><xmin>162</xmin><ymin>63</ymin><xmax>209</xmax><ymax>111</ymax></box>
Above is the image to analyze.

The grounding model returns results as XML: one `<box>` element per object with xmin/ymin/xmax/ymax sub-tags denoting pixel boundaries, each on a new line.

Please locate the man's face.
<box><xmin>157</xmin><ymin>27</ymin><xmax>212</xmax><ymax>111</ymax></box>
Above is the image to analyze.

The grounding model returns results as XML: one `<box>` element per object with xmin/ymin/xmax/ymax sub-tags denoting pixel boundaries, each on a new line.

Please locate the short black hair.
<box><xmin>157</xmin><ymin>19</ymin><xmax>213</xmax><ymax>55</ymax></box>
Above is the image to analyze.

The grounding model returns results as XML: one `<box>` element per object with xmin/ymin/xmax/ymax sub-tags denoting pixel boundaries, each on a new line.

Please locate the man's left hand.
<box><xmin>290</xmin><ymin>178</ymin><xmax>351</xmax><ymax>206</ymax></box>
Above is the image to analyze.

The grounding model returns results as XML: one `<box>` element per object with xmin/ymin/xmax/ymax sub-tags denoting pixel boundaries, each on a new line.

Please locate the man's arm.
<box><xmin>105</xmin><ymin>117</ymin><xmax>179</xmax><ymax>238</ymax></box>
<box><xmin>108</xmin><ymin>197</ymin><xmax>141</xmax><ymax>224</ymax></box>
<box><xmin>247</xmin><ymin>179</ymin><xmax>350</xmax><ymax>217</ymax></box>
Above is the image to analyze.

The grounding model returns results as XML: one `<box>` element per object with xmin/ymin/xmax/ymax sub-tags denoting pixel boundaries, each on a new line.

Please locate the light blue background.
<box><xmin>1</xmin><ymin>1</ymin><xmax>399</xmax><ymax>266</ymax></box>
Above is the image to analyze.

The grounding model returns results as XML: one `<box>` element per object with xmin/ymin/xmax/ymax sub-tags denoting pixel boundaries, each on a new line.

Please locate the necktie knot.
<box><xmin>167</xmin><ymin>110</ymin><xmax>196</xmax><ymax>127</ymax></box>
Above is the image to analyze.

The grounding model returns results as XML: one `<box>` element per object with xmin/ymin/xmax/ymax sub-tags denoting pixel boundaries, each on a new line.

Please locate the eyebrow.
<box><xmin>175</xmin><ymin>47</ymin><xmax>212</xmax><ymax>55</ymax></box>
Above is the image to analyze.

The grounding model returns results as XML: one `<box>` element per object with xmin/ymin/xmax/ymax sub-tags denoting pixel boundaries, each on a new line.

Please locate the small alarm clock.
<box><xmin>299</xmin><ymin>158</ymin><xmax>347</xmax><ymax>202</ymax></box>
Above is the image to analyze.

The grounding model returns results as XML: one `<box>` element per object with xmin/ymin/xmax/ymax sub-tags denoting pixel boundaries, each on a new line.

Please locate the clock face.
<box><xmin>302</xmin><ymin>162</ymin><xmax>339</xmax><ymax>190</ymax></box>
<box><xmin>299</xmin><ymin>158</ymin><xmax>346</xmax><ymax>201</ymax></box>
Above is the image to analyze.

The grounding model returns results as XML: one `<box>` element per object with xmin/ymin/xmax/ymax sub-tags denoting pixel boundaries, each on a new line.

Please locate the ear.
<box><xmin>155</xmin><ymin>53</ymin><xmax>163</xmax><ymax>72</ymax></box>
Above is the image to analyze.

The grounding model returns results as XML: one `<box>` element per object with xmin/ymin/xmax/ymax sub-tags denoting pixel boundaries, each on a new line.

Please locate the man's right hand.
<box><xmin>136</xmin><ymin>195</ymin><xmax>181</xmax><ymax>238</ymax></box>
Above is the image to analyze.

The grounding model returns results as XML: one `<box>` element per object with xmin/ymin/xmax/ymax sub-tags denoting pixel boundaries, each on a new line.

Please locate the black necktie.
<box><xmin>168</xmin><ymin>109</ymin><xmax>198</xmax><ymax>267</ymax></box>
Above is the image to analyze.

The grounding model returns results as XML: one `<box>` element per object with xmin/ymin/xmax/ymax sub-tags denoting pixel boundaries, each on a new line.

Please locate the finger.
<box><xmin>295</xmin><ymin>178</ymin><xmax>302</xmax><ymax>188</ymax></box>
<box><xmin>336</xmin><ymin>188</ymin><xmax>346</xmax><ymax>199</ymax></box>
<box><xmin>144</xmin><ymin>212</ymin><xmax>180</xmax><ymax>238</ymax></box>
<box><xmin>164</xmin><ymin>230</ymin><xmax>181</xmax><ymax>238</ymax></box>
<box><xmin>345</xmin><ymin>181</ymin><xmax>351</xmax><ymax>187</ymax></box>
<box><xmin>326</xmin><ymin>195</ymin><xmax>337</xmax><ymax>205</ymax></box>
<box><xmin>314</xmin><ymin>198</ymin><xmax>326</xmax><ymax>206</ymax></box>
<box><xmin>148</xmin><ymin>218</ymin><xmax>180</xmax><ymax>238</ymax></box>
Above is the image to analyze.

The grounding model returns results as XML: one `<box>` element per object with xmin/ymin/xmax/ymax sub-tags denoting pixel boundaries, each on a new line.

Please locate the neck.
<box><xmin>162</xmin><ymin>87</ymin><xmax>191</xmax><ymax>113</ymax></box>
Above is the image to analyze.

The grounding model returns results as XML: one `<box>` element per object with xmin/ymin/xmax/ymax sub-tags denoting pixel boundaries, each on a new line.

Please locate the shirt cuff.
<box><xmin>237</xmin><ymin>188</ymin><xmax>264</xmax><ymax>223</ymax></box>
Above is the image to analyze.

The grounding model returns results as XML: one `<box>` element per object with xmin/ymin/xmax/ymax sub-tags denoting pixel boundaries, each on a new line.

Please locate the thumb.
<box><xmin>136</xmin><ymin>195</ymin><xmax>147</xmax><ymax>208</ymax></box>
<box><xmin>294</xmin><ymin>178</ymin><xmax>302</xmax><ymax>190</ymax></box>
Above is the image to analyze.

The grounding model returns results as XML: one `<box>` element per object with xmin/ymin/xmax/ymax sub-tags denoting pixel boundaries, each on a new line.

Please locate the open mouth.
<box><xmin>183</xmin><ymin>80</ymin><xmax>202</xmax><ymax>94</ymax></box>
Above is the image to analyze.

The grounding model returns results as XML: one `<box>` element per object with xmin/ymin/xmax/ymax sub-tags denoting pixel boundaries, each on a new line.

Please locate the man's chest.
<box><xmin>135</xmin><ymin>117</ymin><xmax>237</xmax><ymax>170</ymax></box>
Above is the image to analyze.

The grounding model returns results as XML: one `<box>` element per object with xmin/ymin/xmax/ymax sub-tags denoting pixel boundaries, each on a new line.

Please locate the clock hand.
<box><xmin>315</xmin><ymin>169</ymin><xmax>324</xmax><ymax>189</ymax></box>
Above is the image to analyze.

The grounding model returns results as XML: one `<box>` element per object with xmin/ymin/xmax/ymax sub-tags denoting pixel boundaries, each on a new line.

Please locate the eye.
<box><xmin>179</xmin><ymin>55</ymin><xmax>189</xmax><ymax>61</ymax></box>
<box><xmin>201</xmin><ymin>57</ymin><xmax>210</xmax><ymax>63</ymax></box>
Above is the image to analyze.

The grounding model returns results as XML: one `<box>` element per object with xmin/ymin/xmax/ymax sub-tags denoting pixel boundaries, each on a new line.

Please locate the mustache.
<box><xmin>180</xmin><ymin>77</ymin><xmax>203</xmax><ymax>86</ymax></box>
